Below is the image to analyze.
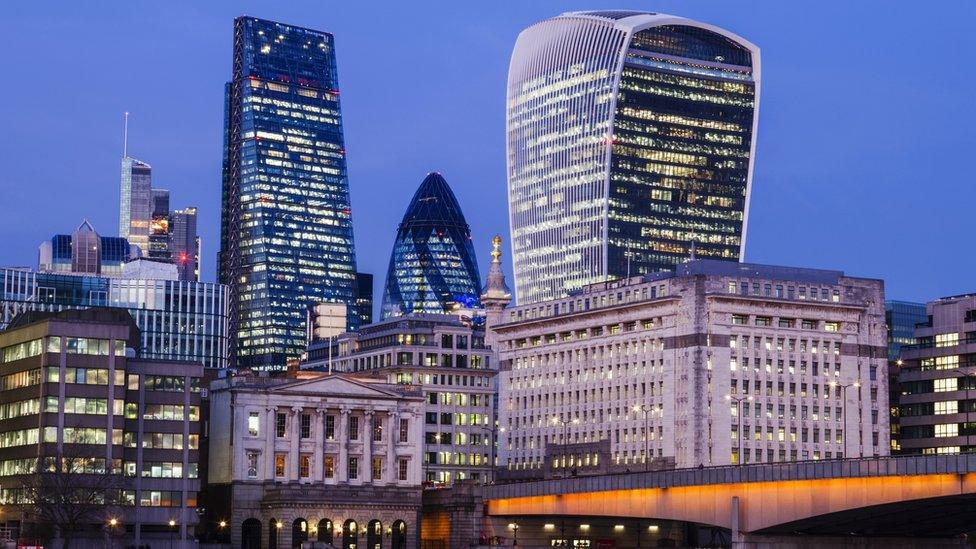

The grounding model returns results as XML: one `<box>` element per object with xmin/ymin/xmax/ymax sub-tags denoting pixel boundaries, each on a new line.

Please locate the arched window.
<box><xmin>269</xmin><ymin>518</ymin><xmax>281</xmax><ymax>549</ymax></box>
<box><xmin>292</xmin><ymin>518</ymin><xmax>308</xmax><ymax>548</ymax></box>
<box><xmin>342</xmin><ymin>519</ymin><xmax>359</xmax><ymax>549</ymax></box>
<box><xmin>241</xmin><ymin>518</ymin><xmax>262</xmax><ymax>549</ymax></box>
<box><xmin>391</xmin><ymin>520</ymin><xmax>406</xmax><ymax>549</ymax></box>
<box><xmin>317</xmin><ymin>519</ymin><xmax>334</xmax><ymax>543</ymax></box>
<box><xmin>367</xmin><ymin>519</ymin><xmax>382</xmax><ymax>549</ymax></box>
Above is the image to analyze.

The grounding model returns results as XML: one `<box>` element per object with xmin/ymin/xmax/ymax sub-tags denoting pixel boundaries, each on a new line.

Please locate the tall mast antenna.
<box><xmin>123</xmin><ymin>111</ymin><xmax>129</xmax><ymax>157</ymax></box>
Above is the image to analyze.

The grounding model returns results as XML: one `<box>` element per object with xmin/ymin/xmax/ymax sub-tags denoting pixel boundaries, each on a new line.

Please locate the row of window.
<box><xmin>727</xmin><ymin>281</ymin><xmax>840</xmax><ymax>302</ymax></box>
<box><xmin>247</xmin><ymin>412</ymin><xmax>410</xmax><ymax>444</ymax></box>
<box><xmin>121</xmin><ymin>490</ymin><xmax>198</xmax><ymax>508</ymax></box>
<box><xmin>246</xmin><ymin>451</ymin><xmax>410</xmax><ymax>482</ymax></box>
<box><xmin>122</xmin><ymin>432</ymin><xmax>200</xmax><ymax>449</ymax></box>
<box><xmin>123</xmin><ymin>461</ymin><xmax>199</xmax><ymax>478</ymax></box>
<box><xmin>731</xmin><ymin>314</ymin><xmax>840</xmax><ymax>332</ymax></box>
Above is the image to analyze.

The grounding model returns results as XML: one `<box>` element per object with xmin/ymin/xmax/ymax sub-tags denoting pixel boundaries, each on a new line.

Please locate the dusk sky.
<box><xmin>1</xmin><ymin>1</ymin><xmax>973</xmax><ymax>305</ymax></box>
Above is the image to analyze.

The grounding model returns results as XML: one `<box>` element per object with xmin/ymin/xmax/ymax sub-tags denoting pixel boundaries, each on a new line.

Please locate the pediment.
<box><xmin>270</xmin><ymin>375</ymin><xmax>401</xmax><ymax>399</ymax></box>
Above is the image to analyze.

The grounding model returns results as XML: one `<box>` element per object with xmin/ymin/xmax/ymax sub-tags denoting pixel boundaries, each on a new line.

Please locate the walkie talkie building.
<box><xmin>507</xmin><ymin>11</ymin><xmax>760</xmax><ymax>304</ymax></box>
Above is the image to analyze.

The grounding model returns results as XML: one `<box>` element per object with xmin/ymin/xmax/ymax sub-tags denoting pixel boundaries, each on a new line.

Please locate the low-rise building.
<box><xmin>496</xmin><ymin>259</ymin><xmax>889</xmax><ymax>474</ymax></box>
<box><xmin>304</xmin><ymin>313</ymin><xmax>498</xmax><ymax>485</ymax></box>
<box><xmin>0</xmin><ymin>308</ymin><xmax>202</xmax><ymax>547</ymax></box>
<box><xmin>207</xmin><ymin>372</ymin><xmax>424</xmax><ymax>549</ymax></box>
<box><xmin>895</xmin><ymin>294</ymin><xmax>976</xmax><ymax>455</ymax></box>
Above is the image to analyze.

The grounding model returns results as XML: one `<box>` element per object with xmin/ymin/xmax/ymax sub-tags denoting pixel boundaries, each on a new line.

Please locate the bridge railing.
<box><xmin>484</xmin><ymin>453</ymin><xmax>976</xmax><ymax>500</ymax></box>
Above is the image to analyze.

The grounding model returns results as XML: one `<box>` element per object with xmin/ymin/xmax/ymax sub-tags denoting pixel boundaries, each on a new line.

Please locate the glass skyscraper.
<box><xmin>380</xmin><ymin>173</ymin><xmax>482</xmax><ymax>319</ymax></box>
<box><xmin>507</xmin><ymin>11</ymin><xmax>760</xmax><ymax>304</ymax></box>
<box><xmin>119</xmin><ymin>156</ymin><xmax>153</xmax><ymax>254</ymax></box>
<box><xmin>220</xmin><ymin>16</ymin><xmax>358</xmax><ymax>370</ymax></box>
<box><xmin>885</xmin><ymin>300</ymin><xmax>927</xmax><ymax>361</ymax></box>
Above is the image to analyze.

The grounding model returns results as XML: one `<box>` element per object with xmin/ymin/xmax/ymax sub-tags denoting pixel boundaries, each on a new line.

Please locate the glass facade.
<box><xmin>119</xmin><ymin>156</ymin><xmax>153</xmax><ymax>254</ymax></box>
<box><xmin>220</xmin><ymin>17</ymin><xmax>358</xmax><ymax>370</ymax></box>
<box><xmin>39</xmin><ymin>222</ymin><xmax>137</xmax><ymax>277</ymax></box>
<box><xmin>0</xmin><ymin>268</ymin><xmax>228</xmax><ymax>368</ymax></box>
<box><xmin>507</xmin><ymin>12</ymin><xmax>760</xmax><ymax>304</ymax></box>
<box><xmin>886</xmin><ymin>300</ymin><xmax>927</xmax><ymax>361</ymax></box>
<box><xmin>380</xmin><ymin>173</ymin><xmax>481</xmax><ymax>319</ymax></box>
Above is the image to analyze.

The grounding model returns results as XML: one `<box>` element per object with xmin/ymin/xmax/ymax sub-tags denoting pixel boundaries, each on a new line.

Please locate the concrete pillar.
<box><xmin>364</xmin><ymin>409</ymin><xmax>375</xmax><ymax>482</ymax></box>
<box><xmin>339</xmin><ymin>407</ymin><xmax>350</xmax><ymax>482</ymax></box>
<box><xmin>387</xmin><ymin>410</ymin><xmax>398</xmax><ymax>484</ymax></box>
<box><xmin>290</xmin><ymin>406</ymin><xmax>301</xmax><ymax>482</ymax></box>
<box><xmin>314</xmin><ymin>408</ymin><xmax>325</xmax><ymax>482</ymax></box>
<box><xmin>266</xmin><ymin>406</ymin><xmax>277</xmax><ymax>479</ymax></box>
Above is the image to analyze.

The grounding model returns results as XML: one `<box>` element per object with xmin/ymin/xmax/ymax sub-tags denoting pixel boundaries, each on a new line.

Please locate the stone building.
<box><xmin>0</xmin><ymin>308</ymin><xmax>202</xmax><ymax>547</ymax></box>
<box><xmin>207</xmin><ymin>372</ymin><xmax>425</xmax><ymax>548</ymax></box>
<box><xmin>495</xmin><ymin>259</ymin><xmax>889</xmax><ymax>473</ymax></box>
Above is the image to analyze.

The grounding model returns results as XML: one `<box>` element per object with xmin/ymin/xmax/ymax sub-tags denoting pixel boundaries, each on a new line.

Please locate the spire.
<box><xmin>123</xmin><ymin>112</ymin><xmax>129</xmax><ymax>157</ymax></box>
<box><xmin>481</xmin><ymin>235</ymin><xmax>512</xmax><ymax>307</ymax></box>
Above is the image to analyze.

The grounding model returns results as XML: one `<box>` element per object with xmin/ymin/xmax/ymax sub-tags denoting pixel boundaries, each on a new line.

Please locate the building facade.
<box><xmin>38</xmin><ymin>220</ymin><xmax>140</xmax><ymax>278</ymax></box>
<box><xmin>380</xmin><ymin>173</ymin><xmax>482</xmax><ymax>320</ymax></box>
<box><xmin>0</xmin><ymin>267</ymin><xmax>229</xmax><ymax>369</ymax></box>
<box><xmin>220</xmin><ymin>16</ymin><xmax>359</xmax><ymax>371</ymax></box>
<box><xmin>0</xmin><ymin>308</ymin><xmax>202</xmax><ymax>547</ymax></box>
<box><xmin>356</xmin><ymin>272</ymin><xmax>374</xmax><ymax>327</ymax></box>
<box><xmin>207</xmin><ymin>372</ymin><xmax>423</xmax><ymax>549</ymax></box>
<box><xmin>895</xmin><ymin>295</ymin><xmax>976</xmax><ymax>455</ymax></box>
<box><xmin>304</xmin><ymin>313</ymin><xmax>498</xmax><ymax>485</ymax></box>
<box><xmin>495</xmin><ymin>260</ymin><xmax>888</xmax><ymax>474</ymax></box>
<box><xmin>507</xmin><ymin>11</ymin><xmax>761</xmax><ymax>304</ymax></box>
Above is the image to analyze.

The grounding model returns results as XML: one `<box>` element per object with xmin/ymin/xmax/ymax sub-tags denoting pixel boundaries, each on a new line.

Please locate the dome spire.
<box><xmin>481</xmin><ymin>235</ymin><xmax>511</xmax><ymax>306</ymax></box>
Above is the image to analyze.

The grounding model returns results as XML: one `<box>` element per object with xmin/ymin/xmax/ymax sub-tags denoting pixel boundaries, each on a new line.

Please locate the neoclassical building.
<box><xmin>208</xmin><ymin>372</ymin><xmax>424</xmax><ymax>549</ymax></box>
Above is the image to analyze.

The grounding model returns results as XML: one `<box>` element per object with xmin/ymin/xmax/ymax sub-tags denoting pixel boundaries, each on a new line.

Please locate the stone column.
<box><xmin>387</xmin><ymin>410</ymin><xmax>397</xmax><ymax>484</ymax></box>
<box><xmin>265</xmin><ymin>406</ymin><xmax>277</xmax><ymax>480</ymax></box>
<box><xmin>338</xmin><ymin>407</ymin><xmax>350</xmax><ymax>482</ymax></box>
<box><xmin>290</xmin><ymin>406</ymin><xmax>302</xmax><ymax>482</ymax></box>
<box><xmin>364</xmin><ymin>408</ymin><xmax>375</xmax><ymax>483</ymax></box>
<box><xmin>314</xmin><ymin>408</ymin><xmax>326</xmax><ymax>483</ymax></box>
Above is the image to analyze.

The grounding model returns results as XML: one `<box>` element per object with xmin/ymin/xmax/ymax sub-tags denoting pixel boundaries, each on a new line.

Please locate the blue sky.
<box><xmin>1</xmin><ymin>1</ymin><xmax>973</xmax><ymax>304</ymax></box>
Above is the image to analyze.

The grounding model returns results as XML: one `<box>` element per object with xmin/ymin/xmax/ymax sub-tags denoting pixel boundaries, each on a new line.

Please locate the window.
<box><xmin>348</xmin><ymin>457</ymin><xmax>359</xmax><ymax>480</ymax></box>
<box><xmin>936</xmin><ymin>333</ymin><xmax>959</xmax><ymax>348</ymax></box>
<box><xmin>372</xmin><ymin>417</ymin><xmax>383</xmax><ymax>442</ymax></box>
<box><xmin>372</xmin><ymin>457</ymin><xmax>382</xmax><ymax>481</ymax></box>
<box><xmin>731</xmin><ymin>314</ymin><xmax>748</xmax><ymax>325</ymax></box>
<box><xmin>349</xmin><ymin>416</ymin><xmax>360</xmax><ymax>441</ymax></box>
<box><xmin>274</xmin><ymin>454</ymin><xmax>286</xmax><ymax>477</ymax></box>
<box><xmin>248</xmin><ymin>412</ymin><xmax>260</xmax><ymax>437</ymax></box>
<box><xmin>824</xmin><ymin>322</ymin><xmax>840</xmax><ymax>332</ymax></box>
<box><xmin>935</xmin><ymin>424</ymin><xmax>958</xmax><ymax>438</ymax></box>
<box><xmin>935</xmin><ymin>401</ymin><xmax>958</xmax><ymax>415</ymax></box>
<box><xmin>276</xmin><ymin>413</ymin><xmax>286</xmax><ymax>438</ymax></box>
<box><xmin>300</xmin><ymin>414</ymin><xmax>311</xmax><ymax>439</ymax></box>
<box><xmin>755</xmin><ymin>316</ymin><xmax>771</xmax><ymax>327</ymax></box>
<box><xmin>802</xmin><ymin>320</ymin><xmax>817</xmax><ymax>330</ymax></box>
<box><xmin>325</xmin><ymin>415</ymin><xmax>336</xmax><ymax>440</ymax></box>
<box><xmin>935</xmin><ymin>378</ymin><xmax>958</xmax><ymax>393</ymax></box>
<box><xmin>778</xmin><ymin>318</ymin><xmax>795</xmax><ymax>328</ymax></box>
<box><xmin>299</xmin><ymin>454</ymin><xmax>311</xmax><ymax>478</ymax></box>
<box><xmin>246</xmin><ymin>452</ymin><xmax>259</xmax><ymax>479</ymax></box>
<box><xmin>398</xmin><ymin>458</ymin><xmax>409</xmax><ymax>481</ymax></box>
<box><xmin>324</xmin><ymin>455</ymin><xmax>335</xmax><ymax>479</ymax></box>
<box><xmin>399</xmin><ymin>418</ymin><xmax>409</xmax><ymax>443</ymax></box>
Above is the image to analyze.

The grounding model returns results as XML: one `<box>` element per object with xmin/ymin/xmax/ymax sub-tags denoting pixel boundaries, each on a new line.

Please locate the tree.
<box><xmin>17</xmin><ymin>449</ymin><xmax>124</xmax><ymax>549</ymax></box>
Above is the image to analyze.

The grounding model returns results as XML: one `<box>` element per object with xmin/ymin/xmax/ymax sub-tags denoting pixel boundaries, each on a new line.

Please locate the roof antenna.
<box><xmin>122</xmin><ymin>112</ymin><xmax>129</xmax><ymax>157</ymax></box>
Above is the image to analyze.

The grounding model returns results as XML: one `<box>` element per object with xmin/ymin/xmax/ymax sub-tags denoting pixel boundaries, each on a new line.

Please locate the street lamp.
<box><xmin>168</xmin><ymin>519</ymin><xmax>177</xmax><ymax>549</ymax></box>
<box><xmin>632</xmin><ymin>405</ymin><xmax>659</xmax><ymax>471</ymax></box>
<box><xmin>551</xmin><ymin>416</ymin><xmax>579</xmax><ymax>476</ymax></box>
<box><xmin>830</xmin><ymin>381</ymin><xmax>861</xmax><ymax>457</ymax></box>
<box><xmin>725</xmin><ymin>395</ymin><xmax>753</xmax><ymax>465</ymax></box>
<box><xmin>218</xmin><ymin>520</ymin><xmax>227</xmax><ymax>543</ymax></box>
<box><xmin>105</xmin><ymin>517</ymin><xmax>119</xmax><ymax>549</ymax></box>
<box><xmin>508</xmin><ymin>523</ymin><xmax>519</xmax><ymax>546</ymax></box>
<box><xmin>474</xmin><ymin>423</ymin><xmax>498</xmax><ymax>483</ymax></box>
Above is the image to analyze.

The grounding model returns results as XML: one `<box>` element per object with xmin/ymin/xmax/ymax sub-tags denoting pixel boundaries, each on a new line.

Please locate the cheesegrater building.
<box><xmin>220</xmin><ymin>16</ymin><xmax>359</xmax><ymax>370</ymax></box>
<box><xmin>507</xmin><ymin>11</ymin><xmax>760</xmax><ymax>304</ymax></box>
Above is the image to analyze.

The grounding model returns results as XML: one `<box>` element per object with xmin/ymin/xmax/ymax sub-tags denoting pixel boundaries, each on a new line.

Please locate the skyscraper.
<box><xmin>507</xmin><ymin>11</ymin><xmax>761</xmax><ymax>304</ymax></box>
<box><xmin>380</xmin><ymin>173</ymin><xmax>481</xmax><ymax>319</ymax></box>
<box><xmin>220</xmin><ymin>16</ymin><xmax>358</xmax><ymax>370</ymax></box>
<box><xmin>119</xmin><ymin>156</ymin><xmax>152</xmax><ymax>254</ymax></box>
<box><xmin>170</xmin><ymin>207</ymin><xmax>200</xmax><ymax>281</ymax></box>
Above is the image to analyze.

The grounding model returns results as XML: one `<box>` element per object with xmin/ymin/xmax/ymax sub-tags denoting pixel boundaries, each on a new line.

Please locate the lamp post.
<box><xmin>551</xmin><ymin>416</ymin><xmax>579</xmax><ymax>477</ymax></box>
<box><xmin>275</xmin><ymin>520</ymin><xmax>282</xmax><ymax>548</ymax></box>
<box><xmin>725</xmin><ymin>395</ymin><xmax>753</xmax><ymax>465</ymax></box>
<box><xmin>508</xmin><ymin>522</ymin><xmax>519</xmax><ymax>546</ymax></box>
<box><xmin>105</xmin><ymin>517</ymin><xmax>119</xmax><ymax>549</ymax></box>
<box><xmin>218</xmin><ymin>520</ymin><xmax>227</xmax><ymax>543</ymax></box>
<box><xmin>632</xmin><ymin>405</ymin><xmax>656</xmax><ymax>471</ymax></box>
<box><xmin>951</xmin><ymin>369</ymin><xmax>976</xmax><ymax>450</ymax></box>
<box><xmin>831</xmin><ymin>381</ymin><xmax>861</xmax><ymax>457</ymax></box>
<box><xmin>475</xmin><ymin>423</ymin><xmax>498</xmax><ymax>483</ymax></box>
<box><xmin>168</xmin><ymin>519</ymin><xmax>177</xmax><ymax>549</ymax></box>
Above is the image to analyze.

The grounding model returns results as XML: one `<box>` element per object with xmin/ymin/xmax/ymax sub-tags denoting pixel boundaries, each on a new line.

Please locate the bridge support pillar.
<box><xmin>730</xmin><ymin>496</ymin><xmax>743</xmax><ymax>547</ymax></box>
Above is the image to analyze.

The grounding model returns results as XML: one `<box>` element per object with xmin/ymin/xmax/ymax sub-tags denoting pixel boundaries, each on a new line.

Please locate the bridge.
<box><xmin>466</xmin><ymin>455</ymin><xmax>976</xmax><ymax>548</ymax></box>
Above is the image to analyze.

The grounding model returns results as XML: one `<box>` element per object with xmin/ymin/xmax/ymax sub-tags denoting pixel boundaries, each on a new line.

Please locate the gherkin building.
<box><xmin>381</xmin><ymin>173</ymin><xmax>482</xmax><ymax>319</ymax></box>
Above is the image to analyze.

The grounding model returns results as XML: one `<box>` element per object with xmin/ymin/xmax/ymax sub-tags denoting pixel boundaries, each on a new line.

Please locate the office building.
<box><xmin>895</xmin><ymin>295</ymin><xmax>976</xmax><ymax>455</ymax></box>
<box><xmin>886</xmin><ymin>300</ymin><xmax>927</xmax><ymax>361</ymax></box>
<box><xmin>507</xmin><ymin>11</ymin><xmax>760</xmax><ymax>304</ymax></box>
<box><xmin>380</xmin><ymin>173</ymin><xmax>482</xmax><ymax>320</ymax></box>
<box><xmin>207</xmin><ymin>371</ymin><xmax>422</xmax><ymax>549</ymax></box>
<box><xmin>170</xmin><ymin>207</ymin><xmax>200</xmax><ymax>282</ymax></box>
<box><xmin>0</xmin><ymin>267</ymin><xmax>229</xmax><ymax>369</ymax></box>
<box><xmin>120</xmin><ymin>156</ymin><xmax>153</xmax><ymax>254</ymax></box>
<box><xmin>356</xmin><ymin>272</ymin><xmax>374</xmax><ymax>327</ymax></box>
<box><xmin>0</xmin><ymin>308</ymin><xmax>202</xmax><ymax>547</ymax></box>
<box><xmin>304</xmin><ymin>313</ymin><xmax>498</xmax><ymax>485</ymax></box>
<box><xmin>38</xmin><ymin>220</ymin><xmax>140</xmax><ymax>278</ymax></box>
<box><xmin>220</xmin><ymin>16</ymin><xmax>359</xmax><ymax>371</ymax></box>
<box><xmin>495</xmin><ymin>260</ymin><xmax>888</xmax><ymax>474</ymax></box>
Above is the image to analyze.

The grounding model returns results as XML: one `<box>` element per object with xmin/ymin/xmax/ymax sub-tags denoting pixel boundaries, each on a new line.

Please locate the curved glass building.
<box><xmin>507</xmin><ymin>11</ymin><xmax>760</xmax><ymax>304</ymax></box>
<box><xmin>381</xmin><ymin>173</ymin><xmax>482</xmax><ymax>319</ymax></box>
